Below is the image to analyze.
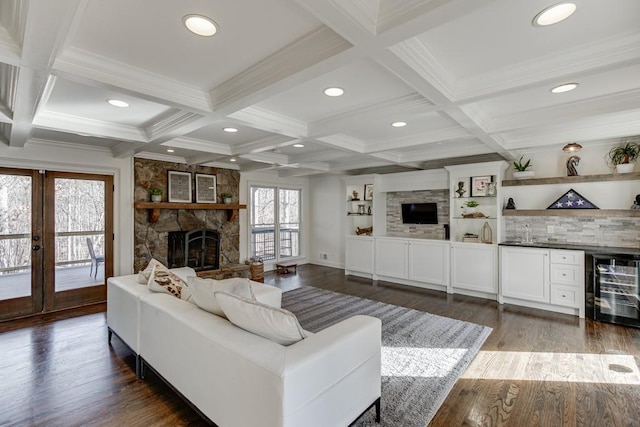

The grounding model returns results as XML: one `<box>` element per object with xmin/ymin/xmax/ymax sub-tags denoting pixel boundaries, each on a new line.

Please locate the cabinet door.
<box><xmin>375</xmin><ymin>238</ymin><xmax>407</xmax><ymax>279</ymax></box>
<box><xmin>408</xmin><ymin>240</ymin><xmax>448</xmax><ymax>286</ymax></box>
<box><xmin>345</xmin><ymin>237</ymin><xmax>374</xmax><ymax>273</ymax></box>
<box><xmin>500</xmin><ymin>247</ymin><xmax>549</xmax><ymax>303</ymax></box>
<box><xmin>451</xmin><ymin>244</ymin><xmax>497</xmax><ymax>293</ymax></box>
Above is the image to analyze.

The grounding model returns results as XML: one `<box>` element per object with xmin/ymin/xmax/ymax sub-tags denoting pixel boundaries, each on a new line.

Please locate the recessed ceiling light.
<box><xmin>106</xmin><ymin>99</ymin><xmax>129</xmax><ymax>108</ymax></box>
<box><xmin>323</xmin><ymin>87</ymin><xmax>344</xmax><ymax>97</ymax></box>
<box><xmin>223</xmin><ymin>127</ymin><xmax>238</xmax><ymax>133</ymax></box>
<box><xmin>166</xmin><ymin>149</ymin><xmax>175</xmax><ymax>153</ymax></box>
<box><xmin>391</xmin><ymin>121</ymin><xmax>407</xmax><ymax>128</ymax></box>
<box><xmin>550</xmin><ymin>83</ymin><xmax>579</xmax><ymax>93</ymax></box>
<box><xmin>533</xmin><ymin>3</ymin><xmax>576</xmax><ymax>26</ymax></box>
<box><xmin>229</xmin><ymin>158</ymin><xmax>237</xmax><ymax>162</ymax></box>
<box><xmin>293</xmin><ymin>143</ymin><xmax>305</xmax><ymax>148</ymax></box>
<box><xmin>183</xmin><ymin>14</ymin><xmax>218</xmax><ymax>36</ymax></box>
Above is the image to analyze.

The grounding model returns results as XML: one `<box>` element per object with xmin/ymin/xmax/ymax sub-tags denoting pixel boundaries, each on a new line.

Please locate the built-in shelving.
<box><xmin>134</xmin><ymin>202</ymin><xmax>247</xmax><ymax>223</ymax></box>
<box><xmin>502</xmin><ymin>172</ymin><xmax>640</xmax><ymax>187</ymax></box>
<box><xmin>502</xmin><ymin>209</ymin><xmax>640</xmax><ymax>217</ymax></box>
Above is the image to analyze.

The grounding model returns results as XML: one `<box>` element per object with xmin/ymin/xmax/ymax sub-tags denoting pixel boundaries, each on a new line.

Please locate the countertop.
<box><xmin>499</xmin><ymin>241</ymin><xmax>640</xmax><ymax>256</ymax></box>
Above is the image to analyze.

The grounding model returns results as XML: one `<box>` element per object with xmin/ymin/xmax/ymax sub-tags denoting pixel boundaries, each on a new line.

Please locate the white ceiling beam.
<box><xmin>229</xmin><ymin>106</ymin><xmax>307</xmax><ymax>139</ymax></box>
<box><xmin>239</xmin><ymin>151</ymin><xmax>290</xmax><ymax>165</ymax></box>
<box><xmin>364</xmin><ymin>126</ymin><xmax>471</xmax><ymax>154</ymax></box>
<box><xmin>231</xmin><ymin>135</ymin><xmax>298</xmax><ymax>156</ymax></box>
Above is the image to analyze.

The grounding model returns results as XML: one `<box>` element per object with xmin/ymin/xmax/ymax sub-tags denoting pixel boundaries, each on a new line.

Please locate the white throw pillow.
<box><xmin>147</xmin><ymin>261</ymin><xmax>193</xmax><ymax>302</ymax></box>
<box><xmin>216</xmin><ymin>291</ymin><xmax>307</xmax><ymax>346</ymax></box>
<box><xmin>188</xmin><ymin>276</ymin><xmax>255</xmax><ymax>317</ymax></box>
<box><xmin>137</xmin><ymin>258</ymin><xmax>161</xmax><ymax>284</ymax></box>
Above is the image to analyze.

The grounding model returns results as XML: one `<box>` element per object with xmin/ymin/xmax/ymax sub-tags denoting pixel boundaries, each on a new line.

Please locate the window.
<box><xmin>250</xmin><ymin>186</ymin><xmax>301</xmax><ymax>261</ymax></box>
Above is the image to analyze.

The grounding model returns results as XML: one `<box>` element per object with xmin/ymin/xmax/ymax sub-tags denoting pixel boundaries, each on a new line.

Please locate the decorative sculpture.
<box><xmin>566</xmin><ymin>155</ymin><xmax>580</xmax><ymax>176</ymax></box>
<box><xmin>505</xmin><ymin>198</ymin><xmax>516</xmax><ymax>209</ymax></box>
<box><xmin>455</xmin><ymin>181</ymin><xmax>466</xmax><ymax>198</ymax></box>
<box><xmin>632</xmin><ymin>194</ymin><xmax>640</xmax><ymax>210</ymax></box>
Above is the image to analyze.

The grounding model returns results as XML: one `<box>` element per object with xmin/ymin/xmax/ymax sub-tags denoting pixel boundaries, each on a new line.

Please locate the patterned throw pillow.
<box><xmin>216</xmin><ymin>291</ymin><xmax>307</xmax><ymax>346</ymax></box>
<box><xmin>147</xmin><ymin>261</ymin><xmax>193</xmax><ymax>302</ymax></box>
<box><xmin>137</xmin><ymin>258</ymin><xmax>161</xmax><ymax>284</ymax></box>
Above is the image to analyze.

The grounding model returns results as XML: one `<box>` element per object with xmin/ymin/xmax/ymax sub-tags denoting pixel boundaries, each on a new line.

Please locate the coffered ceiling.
<box><xmin>1</xmin><ymin>0</ymin><xmax>639</xmax><ymax>176</ymax></box>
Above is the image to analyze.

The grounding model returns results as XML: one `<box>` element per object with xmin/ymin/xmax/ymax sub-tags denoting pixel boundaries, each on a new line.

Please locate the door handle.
<box><xmin>32</xmin><ymin>245</ymin><xmax>40</xmax><ymax>251</ymax></box>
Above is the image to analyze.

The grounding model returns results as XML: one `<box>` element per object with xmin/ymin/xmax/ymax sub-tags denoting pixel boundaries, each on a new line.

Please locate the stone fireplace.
<box><xmin>168</xmin><ymin>229</ymin><xmax>221</xmax><ymax>271</ymax></box>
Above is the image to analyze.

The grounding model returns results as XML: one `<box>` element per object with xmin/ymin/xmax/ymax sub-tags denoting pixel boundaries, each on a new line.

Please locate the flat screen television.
<box><xmin>401</xmin><ymin>203</ymin><xmax>438</xmax><ymax>224</ymax></box>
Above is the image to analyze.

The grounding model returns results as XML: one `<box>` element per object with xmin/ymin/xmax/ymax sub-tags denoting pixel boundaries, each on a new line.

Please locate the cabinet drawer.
<box><xmin>550</xmin><ymin>250</ymin><xmax>583</xmax><ymax>265</ymax></box>
<box><xmin>550</xmin><ymin>264</ymin><xmax>582</xmax><ymax>287</ymax></box>
<box><xmin>550</xmin><ymin>286</ymin><xmax>578</xmax><ymax>308</ymax></box>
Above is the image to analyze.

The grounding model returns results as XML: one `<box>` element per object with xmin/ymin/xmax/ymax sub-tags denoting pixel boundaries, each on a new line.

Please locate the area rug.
<box><xmin>281</xmin><ymin>286</ymin><xmax>492</xmax><ymax>427</ymax></box>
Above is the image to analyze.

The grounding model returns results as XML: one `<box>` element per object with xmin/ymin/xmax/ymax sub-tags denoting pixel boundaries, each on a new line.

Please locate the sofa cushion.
<box><xmin>137</xmin><ymin>258</ymin><xmax>160</xmax><ymax>284</ymax></box>
<box><xmin>188</xmin><ymin>276</ymin><xmax>255</xmax><ymax>317</ymax></box>
<box><xmin>147</xmin><ymin>262</ymin><xmax>193</xmax><ymax>302</ymax></box>
<box><xmin>216</xmin><ymin>291</ymin><xmax>307</xmax><ymax>346</ymax></box>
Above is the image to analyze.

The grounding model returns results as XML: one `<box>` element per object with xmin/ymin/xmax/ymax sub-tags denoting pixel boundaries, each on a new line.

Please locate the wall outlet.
<box><xmin>547</xmin><ymin>225</ymin><xmax>554</xmax><ymax>234</ymax></box>
<box><xmin>320</xmin><ymin>252</ymin><xmax>328</xmax><ymax>260</ymax></box>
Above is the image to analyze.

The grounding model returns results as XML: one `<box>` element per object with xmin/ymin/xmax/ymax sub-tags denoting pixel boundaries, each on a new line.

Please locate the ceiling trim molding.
<box><xmin>164</xmin><ymin>136</ymin><xmax>232</xmax><ymax>156</ymax></box>
<box><xmin>210</xmin><ymin>26</ymin><xmax>353</xmax><ymax>113</ymax></box>
<box><xmin>231</xmin><ymin>134</ymin><xmax>297</xmax><ymax>155</ymax></box>
<box><xmin>54</xmin><ymin>47</ymin><xmax>213</xmax><ymax>112</ymax></box>
<box><xmin>144</xmin><ymin>110</ymin><xmax>204</xmax><ymax>141</ymax></box>
<box><xmin>389</xmin><ymin>37</ymin><xmax>456</xmax><ymax>101</ymax></box>
<box><xmin>328</xmin><ymin>0</ymin><xmax>379</xmax><ymax>36</ymax></box>
<box><xmin>317</xmin><ymin>133</ymin><xmax>367</xmax><ymax>153</ymax></box>
<box><xmin>364</xmin><ymin>125</ymin><xmax>470</xmax><ymax>153</ymax></box>
<box><xmin>27</xmin><ymin>136</ymin><xmax>112</xmax><ymax>153</ymax></box>
<box><xmin>239</xmin><ymin>151</ymin><xmax>290</xmax><ymax>165</ymax></box>
<box><xmin>200</xmin><ymin>160</ymin><xmax>240</xmax><ymax>170</ymax></box>
<box><xmin>458</xmin><ymin>31</ymin><xmax>640</xmax><ymax>102</ymax></box>
<box><xmin>34</xmin><ymin>109</ymin><xmax>147</xmax><ymax>142</ymax></box>
<box><xmin>134</xmin><ymin>151</ymin><xmax>187</xmax><ymax>164</ymax></box>
<box><xmin>0</xmin><ymin>0</ymin><xmax>23</xmax><ymax>65</ymax></box>
<box><xmin>0</xmin><ymin>63</ymin><xmax>17</xmax><ymax>120</ymax></box>
<box><xmin>229</xmin><ymin>106</ymin><xmax>307</xmax><ymax>138</ymax></box>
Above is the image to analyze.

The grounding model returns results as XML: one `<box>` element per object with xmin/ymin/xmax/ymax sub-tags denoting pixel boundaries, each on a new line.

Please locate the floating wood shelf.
<box><xmin>502</xmin><ymin>209</ymin><xmax>640</xmax><ymax>218</ymax></box>
<box><xmin>134</xmin><ymin>202</ymin><xmax>247</xmax><ymax>223</ymax></box>
<box><xmin>502</xmin><ymin>172</ymin><xmax>640</xmax><ymax>187</ymax></box>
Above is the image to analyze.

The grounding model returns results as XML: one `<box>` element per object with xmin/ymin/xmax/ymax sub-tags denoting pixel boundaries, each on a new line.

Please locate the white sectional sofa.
<box><xmin>107</xmin><ymin>269</ymin><xmax>382</xmax><ymax>427</ymax></box>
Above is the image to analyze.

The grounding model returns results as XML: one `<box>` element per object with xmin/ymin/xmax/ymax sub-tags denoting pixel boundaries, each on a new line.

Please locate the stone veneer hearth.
<box><xmin>134</xmin><ymin>158</ymin><xmax>241</xmax><ymax>273</ymax></box>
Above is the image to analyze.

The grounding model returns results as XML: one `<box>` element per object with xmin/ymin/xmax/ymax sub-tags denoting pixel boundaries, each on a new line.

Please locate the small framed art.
<box><xmin>364</xmin><ymin>184</ymin><xmax>374</xmax><ymax>201</ymax></box>
<box><xmin>470</xmin><ymin>176</ymin><xmax>491</xmax><ymax>197</ymax></box>
<box><xmin>195</xmin><ymin>173</ymin><xmax>217</xmax><ymax>203</ymax></box>
<box><xmin>168</xmin><ymin>171</ymin><xmax>192</xmax><ymax>202</ymax></box>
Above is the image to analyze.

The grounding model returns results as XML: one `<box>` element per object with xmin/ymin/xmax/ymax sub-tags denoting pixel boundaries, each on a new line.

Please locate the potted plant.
<box><xmin>513</xmin><ymin>155</ymin><xmax>534</xmax><ymax>179</ymax></box>
<box><xmin>607</xmin><ymin>141</ymin><xmax>640</xmax><ymax>174</ymax></box>
<box><xmin>149</xmin><ymin>188</ymin><xmax>162</xmax><ymax>202</ymax></box>
<box><xmin>462</xmin><ymin>200</ymin><xmax>479</xmax><ymax>214</ymax></box>
<box><xmin>221</xmin><ymin>192</ymin><xmax>233</xmax><ymax>204</ymax></box>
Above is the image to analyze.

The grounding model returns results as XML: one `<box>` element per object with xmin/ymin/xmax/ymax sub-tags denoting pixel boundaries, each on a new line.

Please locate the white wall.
<box><xmin>0</xmin><ymin>141</ymin><xmax>134</xmax><ymax>275</ymax></box>
<box><xmin>309</xmin><ymin>175</ymin><xmax>347</xmax><ymax>268</ymax></box>
<box><xmin>239</xmin><ymin>170</ymin><xmax>309</xmax><ymax>271</ymax></box>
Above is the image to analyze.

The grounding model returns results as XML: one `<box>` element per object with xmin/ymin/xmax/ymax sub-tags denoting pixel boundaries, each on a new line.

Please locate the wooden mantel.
<box><xmin>134</xmin><ymin>202</ymin><xmax>247</xmax><ymax>223</ymax></box>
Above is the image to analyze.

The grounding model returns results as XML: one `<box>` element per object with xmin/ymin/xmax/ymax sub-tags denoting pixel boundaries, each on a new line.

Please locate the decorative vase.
<box><xmin>463</xmin><ymin>206</ymin><xmax>477</xmax><ymax>214</ymax></box>
<box><xmin>223</xmin><ymin>197</ymin><xmax>232</xmax><ymax>204</ymax></box>
<box><xmin>481</xmin><ymin>221</ymin><xmax>492</xmax><ymax>244</ymax></box>
<box><xmin>513</xmin><ymin>171</ymin><xmax>535</xmax><ymax>179</ymax></box>
<box><xmin>616</xmin><ymin>163</ymin><xmax>635</xmax><ymax>174</ymax></box>
<box><xmin>151</xmin><ymin>194</ymin><xmax>161</xmax><ymax>202</ymax></box>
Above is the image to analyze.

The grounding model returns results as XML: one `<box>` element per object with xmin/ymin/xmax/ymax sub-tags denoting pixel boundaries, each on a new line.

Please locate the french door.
<box><xmin>0</xmin><ymin>168</ymin><xmax>113</xmax><ymax>321</ymax></box>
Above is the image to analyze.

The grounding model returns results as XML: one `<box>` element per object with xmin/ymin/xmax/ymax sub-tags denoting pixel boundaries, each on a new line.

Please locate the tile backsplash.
<box><xmin>386</xmin><ymin>190</ymin><xmax>449</xmax><ymax>239</ymax></box>
<box><xmin>505</xmin><ymin>216</ymin><xmax>640</xmax><ymax>249</ymax></box>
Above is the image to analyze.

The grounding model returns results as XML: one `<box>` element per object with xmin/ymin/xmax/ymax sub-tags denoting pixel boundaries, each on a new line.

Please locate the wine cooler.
<box><xmin>593</xmin><ymin>254</ymin><xmax>640</xmax><ymax>328</ymax></box>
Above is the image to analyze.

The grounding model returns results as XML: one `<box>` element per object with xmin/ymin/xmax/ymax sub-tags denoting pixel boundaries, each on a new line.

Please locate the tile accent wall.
<box><xmin>386</xmin><ymin>190</ymin><xmax>449</xmax><ymax>239</ymax></box>
<box><xmin>505</xmin><ymin>216</ymin><xmax>640</xmax><ymax>249</ymax></box>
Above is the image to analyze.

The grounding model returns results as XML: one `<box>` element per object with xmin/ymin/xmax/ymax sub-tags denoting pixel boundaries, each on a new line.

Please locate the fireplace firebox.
<box><xmin>168</xmin><ymin>229</ymin><xmax>221</xmax><ymax>271</ymax></box>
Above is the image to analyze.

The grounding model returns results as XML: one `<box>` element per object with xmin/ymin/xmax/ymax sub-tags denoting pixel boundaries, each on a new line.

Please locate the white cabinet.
<box><xmin>345</xmin><ymin>236</ymin><xmax>374</xmax><ymax>275</ymax></box>
<box><xmin>450</xmin><ymin>242</ymin><xmax>498</xmax><ymax>295</ymax></box>
<box><xmin>374</xmin><ymin>237</ymin><xmax>449</xmax><ymax>290</ymax></box>
<box><xmin>408</xmin><ymin>240</ymin><xmax>449</xmax><ymax>286</ymax></box>
<box><xmin>499</xmin><ymin>246</ymin><xmax>585</xmax><ymax>318</ymax></box>
<box><xmin>500</xmin><ymin>246</ymin><xmax>549</xmax><ymax>303</ymax></box>
<box><xmin>374</xmin><ymin>237</ymin><xmax>407</xmax><ymax>279</ymax></box>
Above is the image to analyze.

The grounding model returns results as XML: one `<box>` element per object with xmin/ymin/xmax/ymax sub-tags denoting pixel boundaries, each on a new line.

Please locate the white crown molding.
<box><xmin>328</xmin><ymin>0</ymin><xmax>379</xmax><ymax>36</ymax></box>
<box><xmin>134</xmin><ymin>152</ymin><xmax>187</xmax><ymax>164</ymax></box>
<box><xmin>284</xmin><ymin>161</ymin><xmax>331</xmax><ymax>172</ymax></box>
<box><xmin>0</xmin><ymin>0</ymin><xmax>23</xmax><ymax>65</ymax></box>
<box><xmin>200</xmin><ymin>161</ymin><xmax>240</xmax><ymax>170</ymax></box>
<box><xmin>210</xmin><ymin>26</ymin><xmax>352</xmax><ymax>113</ymax></box>
<box><xmin>229</xmin><ymin>106</ymin><xmax>307</xmax><ymax>139</ymax></box>
<box><xmin>458</xmin><ymin>31</ymin><xmax>640</xmax><ymax>102</ymax></box>
<box><xmin>364</xmin><ymin>125</ymin><xmax>470</xmax><ymax>153</ymax></box>
<box><xmin>34</xmin><ymin>109</ymin><xmax>147</xmax><ymax>142</ymax></box>
<box><xmin>26</xmin><ymin>136</ymin><xmax>112</xmax><ymax>153</ymax></box>
<box><xmin>144</xmin><ymin>110</ymin><xmax>204</xmax><ymax>141</ymax></box>
<box><xmin>54</xmin><ymin>47</ymin><xmax>212</xmax><ymax>112</ymax></box>
<box><xmin>0</xmin><ymin>63</ymin><xmax>17</xmax><ymax>120</ymax></box>
<box><xmin>317</xmin><ymin>133</ymin><xmax>367</xmax><ymax>153</ymax></box>
<box><xmin>231</xmin><ymin>135</ymin><xmax>297</xmax><ymax>156</ymax></box>
<box><xmin>389</xmin><ymin>37</ymin><xmax>456</xmax><ymax>101</ymax></box>
<box><xmin>163</xmin><ymin>136</ymin><xmax>232</xmax><ymax>156</ymax></box>
<box><xmin>309</xmin><ymin>93</ymin><xmax>436</xmax><ymax>137</ymax></box>
<box><xmin>239</xmin><ymin>151</ymin><xmax>290</xmax><ymax>165</ymax></box>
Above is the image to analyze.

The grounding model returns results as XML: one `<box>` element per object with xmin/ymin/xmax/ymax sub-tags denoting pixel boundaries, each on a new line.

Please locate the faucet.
<box><xmin>523</xmin><ymin>224</ymin><xmax>533</xmax><ymax>243</ymax></box>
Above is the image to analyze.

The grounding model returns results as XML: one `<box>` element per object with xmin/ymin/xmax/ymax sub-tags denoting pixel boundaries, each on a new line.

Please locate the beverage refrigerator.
<box><xmin>593</xmin><ymin>254</ymin><xmax>640</xmax><ymax>328</ymax></box>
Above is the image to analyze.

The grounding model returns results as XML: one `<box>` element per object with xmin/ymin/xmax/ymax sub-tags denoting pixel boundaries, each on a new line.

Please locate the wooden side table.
<box><xmin>275</xmin><ymin>263</ymin><xmax>297</xmax><ymax>274</ymax></box>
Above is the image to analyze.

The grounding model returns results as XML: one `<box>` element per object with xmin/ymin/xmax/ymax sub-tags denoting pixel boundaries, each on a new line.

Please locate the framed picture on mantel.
<box><xmin>195</xmin><ymin>173</ymin><xmax>216</xmax><ymax>203</ymax></box>
<box><xmin>168</xmin><ymin>171</ymin><xmax>192</xmax><ymax>202</ymax></box>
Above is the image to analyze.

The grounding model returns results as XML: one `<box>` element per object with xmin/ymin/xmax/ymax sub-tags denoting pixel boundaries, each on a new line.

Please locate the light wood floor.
<box><xmin>1</xmin><ymin>264</ymin><xmax>639</xmax><ymax>426</ymax></box>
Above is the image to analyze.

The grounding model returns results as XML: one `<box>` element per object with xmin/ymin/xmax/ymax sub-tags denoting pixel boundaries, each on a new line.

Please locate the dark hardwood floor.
<box><xmin>1</xmin><ymin>264</ymin><xmax>639</xmax><ymax>426</ymax></box>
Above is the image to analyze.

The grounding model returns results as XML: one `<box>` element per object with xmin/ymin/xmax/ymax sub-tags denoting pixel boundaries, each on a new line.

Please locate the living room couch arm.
<box><xmin>281</xmin><ymin>315</ymin><xmax>382</xmax><ymax>426</ymax></box>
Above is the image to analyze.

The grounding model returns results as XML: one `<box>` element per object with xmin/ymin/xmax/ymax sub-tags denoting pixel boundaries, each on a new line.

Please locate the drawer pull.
<box><xmin>562</xmin><ymin>294</ymin><xmax>566</xmax><ymax>298</ymax></box>
<box><xmin>562</xmin><ymin>273</ymin><xmax>567</xmax><ymax>276</ymax></box>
